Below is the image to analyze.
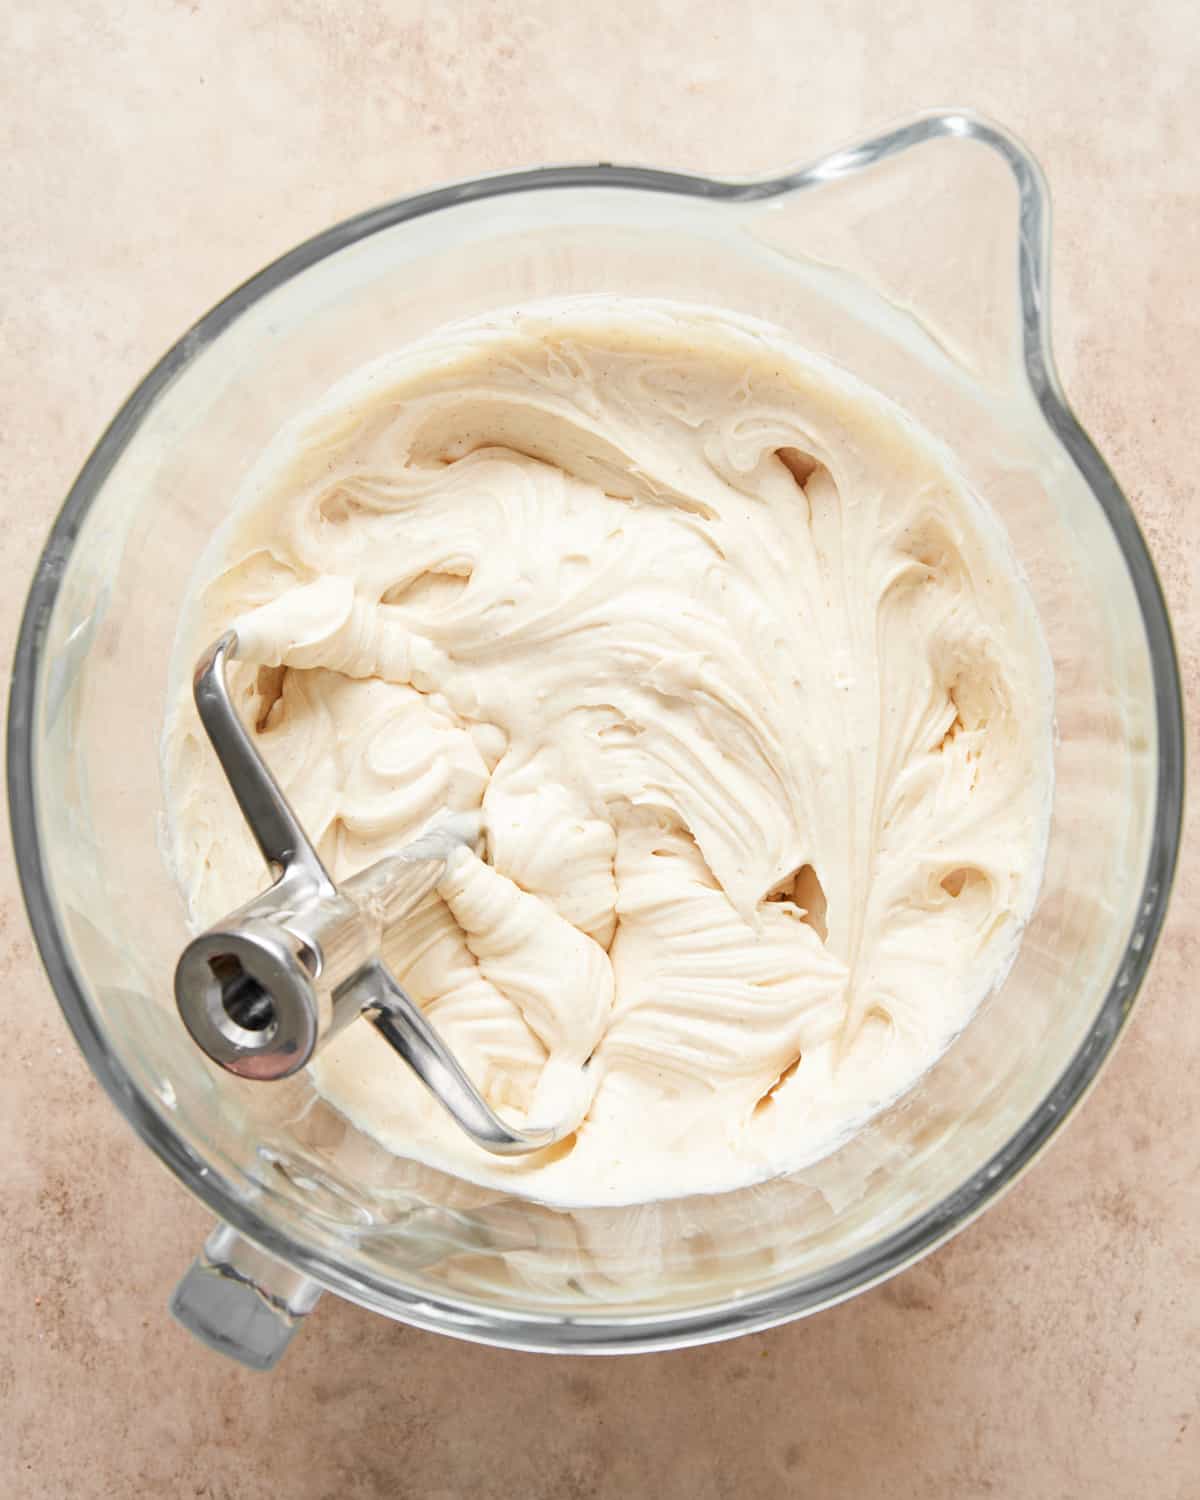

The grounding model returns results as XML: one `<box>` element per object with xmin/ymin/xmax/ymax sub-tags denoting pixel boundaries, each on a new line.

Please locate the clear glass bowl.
<box><xmin>8</xmin><ymin>111</ymin><xmax>1183</xmax><ymax>1362</ymax></box>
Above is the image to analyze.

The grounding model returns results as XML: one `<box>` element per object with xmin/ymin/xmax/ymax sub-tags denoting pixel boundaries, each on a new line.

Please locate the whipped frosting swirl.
<box><xmin>165</xmin><ymin>298</ymin><xmax>1052</xmax><ymax>1205</ymax></box>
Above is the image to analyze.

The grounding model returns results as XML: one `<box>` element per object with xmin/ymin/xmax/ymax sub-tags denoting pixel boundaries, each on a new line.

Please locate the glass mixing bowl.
<box><xmin>8</xmin><ymin>111</ymin><xmax>1183</xmax><ymax>1367</ymax></box>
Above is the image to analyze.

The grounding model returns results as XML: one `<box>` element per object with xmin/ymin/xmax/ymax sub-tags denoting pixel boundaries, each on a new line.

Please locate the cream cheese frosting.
<box><xmin>163</xmin><ymin>297</ymin><xmax>1053</xmax><ymax>1206</ymax></box>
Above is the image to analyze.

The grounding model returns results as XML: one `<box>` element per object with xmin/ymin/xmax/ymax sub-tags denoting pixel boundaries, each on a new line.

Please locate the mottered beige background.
<box><xmin>3</xmin><ymin>3</ymin><xmax>1197</xmax><ymax>1496</ymax></box>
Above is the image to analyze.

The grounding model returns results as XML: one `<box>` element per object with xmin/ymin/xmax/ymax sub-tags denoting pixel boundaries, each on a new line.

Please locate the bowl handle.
<box><xmin>169</xmin><ymin>1222</ymin><xmax>322</xmax><ymax>1370</ymax></box>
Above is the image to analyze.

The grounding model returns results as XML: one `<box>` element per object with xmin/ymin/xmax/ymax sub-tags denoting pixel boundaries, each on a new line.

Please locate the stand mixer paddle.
<box><xmin>172</xmin><ymin>631</ymin><xmax>575</xmax><ymax>1155</ymax></box>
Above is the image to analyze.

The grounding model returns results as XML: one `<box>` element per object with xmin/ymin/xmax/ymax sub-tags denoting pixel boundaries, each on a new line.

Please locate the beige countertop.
<box><xmin>3</xmin><ymin>3</ymin><xmax>1198</xmax><ymax>1496</ymax></box>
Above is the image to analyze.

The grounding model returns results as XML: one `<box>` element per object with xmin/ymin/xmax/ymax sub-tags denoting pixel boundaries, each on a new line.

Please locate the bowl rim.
<box><xmin>7</xmin><ymin>108</ymin><xmax>1185</xmax><ymax>1353</ymax></box>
